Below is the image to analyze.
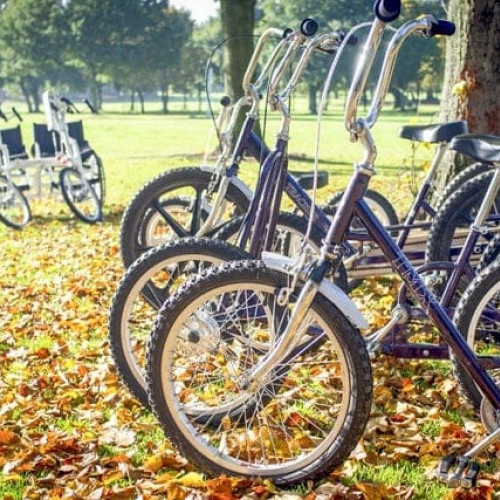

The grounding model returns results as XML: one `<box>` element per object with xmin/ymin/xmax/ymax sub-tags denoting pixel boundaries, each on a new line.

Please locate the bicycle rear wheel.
<box><xmin>146</xmin><ymin>261</ymin><xmax>372</xmax><ymax>485</ymax></box>
<box><xmin>109</xmin><ymin>238</ymin><xmax>250</xmax><ymax>408</ymax></box>
<box><xmin>453</xmin><ymin>261</ymin><xmax>500</xmax><ymax>410</ymax></box>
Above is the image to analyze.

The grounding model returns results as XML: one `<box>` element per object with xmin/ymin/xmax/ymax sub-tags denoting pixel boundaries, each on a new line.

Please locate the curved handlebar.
<box><xmin>0</xmin><ymin>109</ymin><xmax>7</xmax><ymax>122</ymax></box>
<box><xmin>373</xmin><ymin>0</ymin><xmax>401</xmax><ymax>22</ymax></box>
<box><xmin>345</xmin><ymin>14</ymin><xmax>455</xmax><ymax>139</ymax></box>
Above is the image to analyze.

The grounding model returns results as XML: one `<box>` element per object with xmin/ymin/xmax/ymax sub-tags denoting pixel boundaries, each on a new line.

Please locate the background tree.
<box><xmin>145</xmin><ymin>4</ymin><xmax>193</xmax><ymax>113</ymax></box>
<box><xmin>434</xmin><ymin>0</ymin><xmax>500</xmax><ymax>191</ymax></box>
<box><xmin>0</xmin><ymin>0</ymin><xmax>68</xmax><ymax>112</ymax></box>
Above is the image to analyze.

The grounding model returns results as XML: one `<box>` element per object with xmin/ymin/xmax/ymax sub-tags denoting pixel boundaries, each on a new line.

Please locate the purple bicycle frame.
<box><xmin>329</xmin><ymin>167</ymin><xmax>500</xmax><ymax>409</ymax></box>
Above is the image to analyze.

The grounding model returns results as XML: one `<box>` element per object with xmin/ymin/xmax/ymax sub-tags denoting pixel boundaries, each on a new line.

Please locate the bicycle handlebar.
<box><xmin>0</xmin><ymin>109</ymin><xmax>7</xmax><ymax>122</ymax></box>
<box><xmin>345</xmin><ymin>10</ymin><xmax>455</xmax><ymax>137</ymax></box>
<box><xmin>373</xmin><ymin>0</ymin><xmax>401</xmax><ymax>22</ymax></box>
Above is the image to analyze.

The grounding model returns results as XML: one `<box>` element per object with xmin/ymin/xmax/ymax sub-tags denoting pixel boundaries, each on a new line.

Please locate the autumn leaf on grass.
<box><xmin>172</xmin><ymin>471</ymin><xmax>207</xmax><ymax>489</ymax></box>
<box><xmin>0</xmin><ymin>430</ymin><xmax>19</xmax><ymax>445</ymax></box>
<box><xmin>99</xmin><ymin>426</ymin><xmax>136</xmax><ymax>447</ymax></box>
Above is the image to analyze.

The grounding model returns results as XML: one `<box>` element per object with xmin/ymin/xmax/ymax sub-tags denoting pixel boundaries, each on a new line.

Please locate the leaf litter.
<box><xmin>0</xmin><ymin>212</ymin><xmax>499</xmax><ymax>499</ymax></box>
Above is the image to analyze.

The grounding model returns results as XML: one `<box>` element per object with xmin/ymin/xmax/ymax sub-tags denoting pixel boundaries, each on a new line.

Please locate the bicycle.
<box><xmin>111</xmin><ymin>11</ymin><xmax>499</xmax><ymax>411</ymax></box>
<box><xmin>109</xmin><ymin>22</ymin><xmax>354</xmax><ymax>408</ymax></box>
<box><xmin>146</xmin><ymin>2</ymin><xmax>497</xmax><ymax>488</ymax></box>
<box><xmin>118</xmin><ymin>21</ymin><xmax>402</xmax><ymax>268</ymax></box>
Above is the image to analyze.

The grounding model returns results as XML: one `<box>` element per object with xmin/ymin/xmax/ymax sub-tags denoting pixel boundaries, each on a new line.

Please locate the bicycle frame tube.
<box><xmin>353</xmin><ymin>184</ymin><xmax>500</xmax><ymax>409</ymax></box>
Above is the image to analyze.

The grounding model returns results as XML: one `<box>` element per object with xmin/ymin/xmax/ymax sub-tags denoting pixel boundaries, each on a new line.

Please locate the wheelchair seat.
<box><xmin>0</xmin><ymin>126</ymin><xmax>29</xmax><ymax>160</ymax></box>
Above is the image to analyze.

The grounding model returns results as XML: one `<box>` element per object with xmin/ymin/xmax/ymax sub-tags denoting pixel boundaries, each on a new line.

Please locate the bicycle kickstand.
<box><xmin>437</xmin><ymin>426</ymin><xmax>500</xmax><ymax>488</ymax></box>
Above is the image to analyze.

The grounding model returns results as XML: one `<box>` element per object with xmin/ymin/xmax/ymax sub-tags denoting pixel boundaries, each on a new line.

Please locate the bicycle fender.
<box><xmin>200</xmin><ymin>166</ymin><xmax>253</xmax><ymax>200</ymax></box>
<box><xmin>262</xmin><ymin>252</ymin><xmax>368</xmax><ymax>329</ymax></box>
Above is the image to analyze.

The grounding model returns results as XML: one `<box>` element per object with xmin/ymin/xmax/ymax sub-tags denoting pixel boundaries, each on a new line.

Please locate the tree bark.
<box><xmin>220</xmin><ymin>0</ymin><xmax>256</xmax><ymax>137</ymax></box>
<box><xmin>434</xmin><ymin>0</ymin><xmax>500</xmax><ymax>196</ymax></box>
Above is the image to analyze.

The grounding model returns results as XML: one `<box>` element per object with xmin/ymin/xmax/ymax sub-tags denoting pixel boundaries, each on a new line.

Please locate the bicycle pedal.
<box><xmin>436</xmin><ymin>455</ymin><xmax>479</xmax><ymax>488</ymax></box>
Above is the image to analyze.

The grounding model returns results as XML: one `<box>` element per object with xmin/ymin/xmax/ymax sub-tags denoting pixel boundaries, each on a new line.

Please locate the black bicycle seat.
<box><xmin>289</xmin><ymin>170</ymin><xmax>329</xmax><ymax>190</ymax></box>
<box><xmin>399</xmin><ymin>121</ymin><xmax>467</xmax><ymax>143</ymax></box>
<box><xmin>450</xmin><ymin>134</ymin><xmax>500</xmax><ymax>164</ymax></box>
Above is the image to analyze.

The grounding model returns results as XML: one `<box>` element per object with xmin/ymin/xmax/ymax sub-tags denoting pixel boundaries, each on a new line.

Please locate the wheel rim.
<box><xmin>156</xmin><ymin>280</ymin><xmax>352</xmax><ymax>476</ymax></box>
<box><xmin>467</xmin><ymin>281</ymin><xmax>500</xmax><ymax>385</ymax></box>
<box><xmin>117</xmin><ymin>253</ymin><xmax>235</xmax><ymax>394</ymax></box>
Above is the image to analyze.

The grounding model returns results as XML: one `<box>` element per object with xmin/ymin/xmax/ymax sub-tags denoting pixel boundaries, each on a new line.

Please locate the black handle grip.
<box><xmin>429</xmin><ymin>19</ymin><xmax>455</xmax><ymax>36</ymax></box>
<box><xmin>282</xmin><ymin>27</ymin><xmax>294</xmax><ymax>39</ymax></box>
<box><xmin>61</xmin><ymin>96</ymin><xmax>73</xmax><ymax>106</ymax></box>
<box><xmin>347</xmin><ymin>33</ymin><xmax>358</xmax><ymax>46</ymax></box>
<box><xmin>83</xmin><ymin>98</ymin><xmax>98</xmax><ymax>114</ymax></box>
<box><xmin>373</xmin><ymin>0</ymin><xmax>401</xmax><ymax>22</ymax></box>
<box><xmin>11</xmin><ymin>107</ymin><xmax>22</xmax><ymax>122</ymax></box>
<box><xmin>0</xmin><ymin>109</ymin><xmax>7</xmax><ymax>122</ymax></box>
<box><xmin>219</xmin><ymin>96</ymin><xmax>231</xmax><ymax>107</ymax></box>
<box><xmin>300</xmin><ymin>18</ymin><xmax>318</xmax><ymax>37</ymax></box>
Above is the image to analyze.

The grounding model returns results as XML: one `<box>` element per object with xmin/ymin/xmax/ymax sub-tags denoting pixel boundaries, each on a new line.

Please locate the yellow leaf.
<box><xmin>144</xmin><ymin>454</ymin><xmax>164</xmax><ymax>472</ymax></box>
<box><xmin>173</xmin><ymin>471</ymin><xmax>207</xmax><ymax>489</ymax></box>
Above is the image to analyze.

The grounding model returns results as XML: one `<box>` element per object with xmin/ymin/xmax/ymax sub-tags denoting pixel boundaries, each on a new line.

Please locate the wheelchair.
<box><xmin>0</xmin><ymin>90</ymin><xmax>105</xmax><ymax>228</ymax></box>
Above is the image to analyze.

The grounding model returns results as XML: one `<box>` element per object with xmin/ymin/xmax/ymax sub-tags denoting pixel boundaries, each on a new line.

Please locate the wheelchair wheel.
<box><xmin>60</xmin><ymin>167</ymin><xmax>102</xmax><ymax>223</ymax></box>
<box><xmin>83</xmin><ymin>153</ymin><xmax>105</xmax><ymax>206</ymax></box>
<box><xmin>0</xmin><ymin>176</ymin><xmax>31</xmax><ymax>229</ymax></box>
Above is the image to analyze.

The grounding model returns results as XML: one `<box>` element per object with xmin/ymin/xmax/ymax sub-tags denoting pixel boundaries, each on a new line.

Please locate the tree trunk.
<box><xmin>19</xmin><ymin>81</ymin><xmax>33</xmax><ymax>113</ymax></box>
<box><xmin>138</xmin><ymin>90</ymin><xmax>145</xmax><ymax>114</ymax></box>
<box><xmin>130</xmin><ymin>91</ymin><xmax>135</xmax><ymax>112</ymax></box>
<box><xmin>308</xmin><ymin>84</ymin><xmax>318</xmax><ymax>115</ymax></box>
<box><xmin>220</xmin><ymin>0</ymin><xmax>256</xmax><ymax>138</ymax></box>
<box><xmin>433</xmin><ymin>0</ymin><xmax>500</xmax><ymax>198</ymax></box>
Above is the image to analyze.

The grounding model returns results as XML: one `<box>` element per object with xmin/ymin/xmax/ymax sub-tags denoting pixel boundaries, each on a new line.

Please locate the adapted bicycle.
<box><xmin>109</xmin><ymin>21</ymin><xmax>354</xmax><ymax>408</ymax></box>
<box><xmin>146</xmin><ymin>2</ymin><xmax>497</xmax><ymax>488</ymax></box>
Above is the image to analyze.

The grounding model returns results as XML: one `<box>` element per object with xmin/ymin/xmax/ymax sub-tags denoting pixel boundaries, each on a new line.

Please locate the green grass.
<box><xmin>4</xmin><ymin>95</ymin><xmax>438</xmax><ymax>215</ymax></box>
<box><xmin>346</xmin><ymin>460</ymin><xmax>449</xmax><ymax>499</ymax></box>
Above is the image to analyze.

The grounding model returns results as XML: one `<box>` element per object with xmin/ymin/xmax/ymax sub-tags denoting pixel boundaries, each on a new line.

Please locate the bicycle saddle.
<box><xmin>450</xmin><ymin>134</ymin><xmax>500</xmax><ymax>164</ymax></box>
<box><xmin>399</xmin><ymin>121</ymin><xmax>467</xmax><ymax>143</ymax></box>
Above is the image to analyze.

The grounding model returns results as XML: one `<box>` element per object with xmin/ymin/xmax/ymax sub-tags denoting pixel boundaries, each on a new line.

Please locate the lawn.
<box><xmin>0</xmin><ymin>101</ymin><xmax>495</xmax><ymax>499</ymax></box>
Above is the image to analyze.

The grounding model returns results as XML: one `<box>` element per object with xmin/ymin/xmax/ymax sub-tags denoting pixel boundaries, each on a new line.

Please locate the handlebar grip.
<box><xmin>429</xmin><ymin>19</ymin><xmax>455</xmax><ymax>36</ymax></box>
<box><xmin>0</xmin><ymin>109</ymin><xmax>7</xmax><ymax>122</ymax></box>
<box><xmin>61</xmin><ymin>96</ymin><xmax>73</xmax><ymax>106</ymax></box>
<box><xmin>282</xmin><ymin>27</ymin><xmax>293</xmax><ymax>39</ymax></box>
<box><xmin>219</xmin><ymin>96</ymin><xmax>231</xmax><ymax>107</ymax></box>
<box><xmin>12</xmin><ymin>107</ymin><xmax>22</xmax><ymax>122</ymax></box>
<box><xmin>300</xmin><ymin>18</ymin><xmax>318</xmax><ymax>37</ymax></box>
<box><xmin>83</xmin><ymin>98</ymin><xmax>98</xmax><ymax>114</ymax></box>
<box><xmin>347</xmin><ymin>34</ymin><xmax>358</xmax><ymax>46</ymax></box>
<box><xmin>373</xmin><ymin>0</ymin><xmax>401</xmax><ymax>22</ymax></box>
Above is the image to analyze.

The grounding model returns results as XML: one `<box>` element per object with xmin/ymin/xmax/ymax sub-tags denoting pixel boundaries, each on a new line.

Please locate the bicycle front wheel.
<box><xmin>0</xmin><ymin>177</ymin><xmax>31</xmax><ymax>229</ymax></box>
<box><xmin>60</xmin><ymin>167</ymin><xmax>102</xmax><ymax>223</ymax></box>
<box><xmin>146</xmin><ymin>261</ymin><xmax>372</xmax><ymax>485</ymax></box>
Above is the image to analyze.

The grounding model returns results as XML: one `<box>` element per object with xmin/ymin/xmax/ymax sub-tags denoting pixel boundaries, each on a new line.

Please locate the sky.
<box><xmin>170</xmin><ymin>0</ymin><xmax>218</xmax><ymax>24</ymax></box>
